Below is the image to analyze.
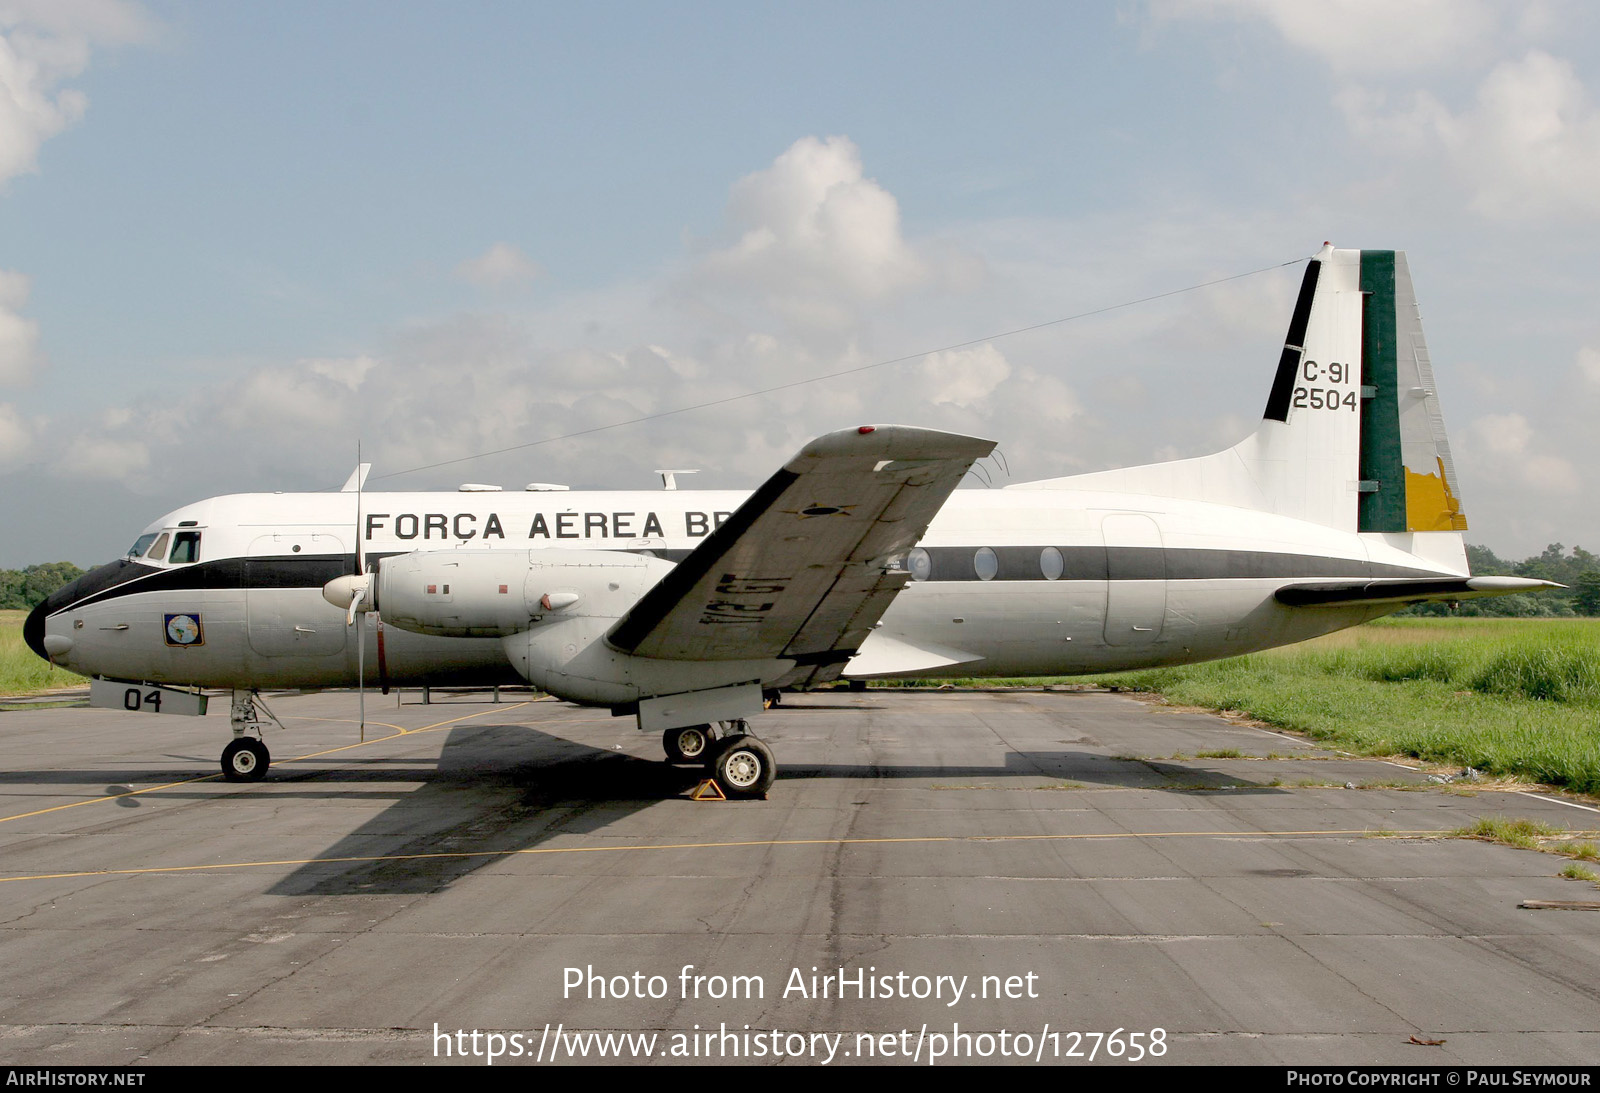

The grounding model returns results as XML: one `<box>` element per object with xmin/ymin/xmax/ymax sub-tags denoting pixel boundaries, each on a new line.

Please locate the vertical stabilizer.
<box><xmin>1011</xmin><ymin>245</ymin><xmax>1469</xmax><ymax>549</ymax></box>
<box><xmin>1230</xmin><ymin>244</ymin><xmax>1365</xmax><ymax>530</ymax></box>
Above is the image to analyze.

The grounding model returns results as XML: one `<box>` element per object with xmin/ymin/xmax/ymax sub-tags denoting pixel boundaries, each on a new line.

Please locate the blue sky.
<box><xmin>3</xmin><ymin>0</ymin><xmax>1599</xmax><ymax>565</ymax></box>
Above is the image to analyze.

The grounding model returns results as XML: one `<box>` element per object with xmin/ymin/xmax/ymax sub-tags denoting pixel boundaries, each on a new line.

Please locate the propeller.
<box><xmin>327</xmin><ymin>454</ymin><xmax>375</xmax><ymax>739</ymax></box>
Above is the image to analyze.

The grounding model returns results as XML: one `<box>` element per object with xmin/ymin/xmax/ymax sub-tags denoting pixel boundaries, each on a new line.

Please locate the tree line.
<box><xmin>0</xmin><ymin>563</ymin><xmax>85</xmax><ymax>611</ymax></box>
<box><xmin>1409</xmin><ymin>543</ymin><xmax>1600</xmax><ymax>617</ymax></box>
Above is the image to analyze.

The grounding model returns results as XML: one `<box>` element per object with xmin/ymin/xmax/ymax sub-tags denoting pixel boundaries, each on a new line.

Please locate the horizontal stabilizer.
<box><xmin>1275</xmin><ymin>575</ymin><xmax>1560</xmax><ymax>608</ymax></box>
<box><xmin>608</xmin><ymin>425</ymin><xmax>995</xmax><ymax>662</ymax></box>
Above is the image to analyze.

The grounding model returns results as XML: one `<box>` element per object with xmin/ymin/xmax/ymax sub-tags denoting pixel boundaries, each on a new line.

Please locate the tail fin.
<box><xmin>1014</xmin><ymin>244</ymin><xmax>1468</xmax><ymax>538</ymax></box>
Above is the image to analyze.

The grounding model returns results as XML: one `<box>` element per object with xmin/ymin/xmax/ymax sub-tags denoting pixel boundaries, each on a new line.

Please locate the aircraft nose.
<box><xmin>23</xmin><ymin>559</ymin><xmax>141</xmax><ymax>664</ymax></box>
<box><xmin>23</xmin><ymin>587</ymin><xmax>64</xmax><ymax>662</ymax></box>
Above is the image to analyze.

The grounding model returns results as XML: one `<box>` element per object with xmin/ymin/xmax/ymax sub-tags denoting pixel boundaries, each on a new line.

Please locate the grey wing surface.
<box><xmin>606</xmin><ymin>425</ymin><xmax>996</xmax><ymax>678</ymax></box>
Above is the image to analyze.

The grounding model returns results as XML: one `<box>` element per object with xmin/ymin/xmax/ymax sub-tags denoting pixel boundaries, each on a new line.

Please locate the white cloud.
<box><xmin>0</xmin><ymin>269</ymin><xmax>41</xmax><ymax>383</ymax></box>
<box><xmin>306</xmin><ymin>354</ymin><xmax>378</xmax><ymax>390</ymax></box>
<box><xmin>1578</xmin><ymin>346</ymin><xmax>1600</xmax><ymax>387</ymax></box>
<box><xmin>695</xmin><ymin>136</ymin><xmax>929</xmax><ymax>333</ymax></box>
<box><xmin>455</xmin><ymin>242</ymin><xmax>544</xmax><ymax>287</ymax></box>
<box><xmin>0</xmin><ymin>400</ymin><xmax>30</xmax><ymax>469</ymax></box>
<box><xmin>1343</xmin><ymin>51</ymin><xmax>1600</xmax><ymax>221</ymax></box>
<box><xmin>1466</xmin><ymin>411</ymin><xmax>1580</xmax><ymax>494</ymax></box>
<box><xmin>920</xmin><ymin>345</ymin><xmax>1012</xmax><ymax>411</ymax></box>
<box><xmin>0</xmin><ymin>0</ymin><xmax>153</xmax><ymax>185</ymax></box>
<box><xmin>1452</xmin><ymin>51</ymin><xmax>1600</xmax><ymax>220</ymax></box>
<box><xmin>1152</xmin><ymin>0</ymin><xmax>1498</xmax><ymax>74</ymax></box>
<box><xmin>54</xmin><ymin>429</ymin><xmax>149</xmax><ymax>480</ymax></box>
<box><xmin>1161</xmin><ymin>3</ymin><xmax>1600</xmax><ymax>223</ymax></box>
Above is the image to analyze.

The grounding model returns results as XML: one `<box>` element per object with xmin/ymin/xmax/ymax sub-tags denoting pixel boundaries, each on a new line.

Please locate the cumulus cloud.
<box><xmin>1340</xmin><ymin>51</ymin><xmax>1600</xmax><ymax>221</ymax></box>
<box><xmin>21</xmin><ymin>134</ymin><xmax>1088</xmax><ymax>526</ymax></box>
<box><xmin>1466</xmin><ymin>411</ymin><xmax>1580</xmax><ymax>494</ymax></box>
<box><xmin>1153</xmin><ymin>0</ymin><xmax>1497</xmax><ymax>75</ymax></box>
<box><xmin>1579</xmin><ymin>346</ymin><xmax>1600</xmax><ymax>387</ymax></box>
<box><xmin>920</xmin><ymin>345</ymin><xmax>1012</xmax><ymax>411</ymax></box>
<box><xmin>0</xmin><ymin>400</ymin><xmax>30</xmax><ymax>469</ymax></box>
<box><xmin>455</xmin><ymin>242</ymin><xmax>544</xmax><ymax>287</ymax></box>
<box><xmin>0</xmin><ymin>269</ymin><xmax>41</xmax><ymax>383</ymax></box>
<box><xmin>0</xmin><ymin>0</ymin><xmax>153</xmax><ymax>185</ymax></box>
<box><xmin>1159</xmin><ymin>3</ymin><xmax>1600</xmax><ymax>223</ymax></box>
<box><xmin>694</xmin><ymin>135</ymin><xmax>928</xmax><ymax>333</ymax></box>
<box><xmin>54</xmin><ymin>420</ymin><xmax>149</xmax><ymax>480</ymax></box>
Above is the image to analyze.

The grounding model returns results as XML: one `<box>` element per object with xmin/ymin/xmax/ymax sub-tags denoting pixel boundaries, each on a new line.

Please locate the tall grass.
<box><xmin>1090</xmin><ymin>619</ymin><xmax>1600</xmax><ymax>796</ymax></box>
<box><xmin>0</xmin><ymin>610</ymin><xmax>84</xmax><ymax>694</ymax></box>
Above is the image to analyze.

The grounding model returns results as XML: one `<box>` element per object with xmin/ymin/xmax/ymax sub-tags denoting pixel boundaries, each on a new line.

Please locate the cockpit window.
<box><xmin>146</xmin><ymin>533</ymin><xmax>170</xmax><ymax>561</ymax></box>
<box><xmin>128</xmin><ymin>533</ymin><xmax>158</xmax><ymax>558</ymax></box>
<box><xmin>169</xmin><ymin>531</ymin><xmax>201</xmax><ymax>565</ymax></box>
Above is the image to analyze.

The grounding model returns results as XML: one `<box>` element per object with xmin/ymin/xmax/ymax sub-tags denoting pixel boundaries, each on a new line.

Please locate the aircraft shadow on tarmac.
<box><xmin>267</xmin><ymin>718</ymin><xmax>1290</xmax><ymax>898</ymax></box>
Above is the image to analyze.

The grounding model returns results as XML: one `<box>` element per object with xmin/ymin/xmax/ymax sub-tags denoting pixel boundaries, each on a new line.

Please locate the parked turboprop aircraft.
<box><xmin>25</xmin><ymin>245</ymin><xmax>1552</xmax><ymax>797</ymax></box>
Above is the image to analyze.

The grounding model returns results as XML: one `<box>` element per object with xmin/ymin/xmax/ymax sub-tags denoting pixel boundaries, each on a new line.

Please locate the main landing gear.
<box><xmin>222</xmin><ymin>689</ymin><xmax>281</xmax><ymax>782</ymax></box>
<box><xmin>661</xmin><ymin>720</ymin><xmax>777</xmax><ymax>799</ymax></box>
<box><xmin>662</xmin><ymin>723</ymin><xmax>719</xmax><ymax>764</ymax></box>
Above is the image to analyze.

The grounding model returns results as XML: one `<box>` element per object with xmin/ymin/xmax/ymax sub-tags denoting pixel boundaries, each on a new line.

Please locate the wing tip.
<box><xmin>792</xmin><ymin>425</ymin><xmax>997</xmax><ymax>466</ymax></box>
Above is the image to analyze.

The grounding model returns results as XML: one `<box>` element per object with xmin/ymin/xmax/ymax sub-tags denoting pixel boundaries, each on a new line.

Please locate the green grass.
<box><xmin>1072</xmin><ymin>619</ymin><xmax>1600</xmax><ymax>797</ymax></box>
<box><xmin>876</xmin><ymin>619</ymin><xmax>1600</xmax><ymax>797</ymax></box>
<box><xmin>1454</xmin><ymin>815</ymin><xmax>1563</xmax><ymax>850</ymax></box>
<box><xmin>1560</xmin><ymin>863</ymin><xmax>1600</xmax><ymax>884</ymax></box>
<box><xmin>0</xmin><ymin>609</ymin><xmax>84</xmax><ymax>695</ymax></box>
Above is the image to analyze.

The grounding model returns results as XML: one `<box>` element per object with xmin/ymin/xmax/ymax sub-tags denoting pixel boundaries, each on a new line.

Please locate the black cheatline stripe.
<box><xmin>606</xmin><ymin>468</ymin><xmax>802</xmax><ymax>653</ymax></box>
<box><xmin>918</xmin><ymin>545</ymin><xmax>1440</xmax><ymax>583</ymax></box>
<box><xmin>42</xmin><ymin>544</ymin><xmax>1447</xmax><ymax>617</ymax></box>
<box><xmin>1262</xmin><ymin>259</ymin><xmax>1322</xmax><ymax>423</ymax></box>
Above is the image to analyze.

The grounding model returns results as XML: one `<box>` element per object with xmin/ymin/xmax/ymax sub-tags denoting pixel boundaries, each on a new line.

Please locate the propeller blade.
<box><xmin>357</xmin><ymin>608</ymin><xmax>366</xmax><ymax>741</ymax></box>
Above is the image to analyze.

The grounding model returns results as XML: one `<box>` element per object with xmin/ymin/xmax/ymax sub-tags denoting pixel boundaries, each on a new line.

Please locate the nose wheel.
<box><xmin>223</xmin><ymin>688</ymin><xmax>280</xmax><ymax>782</ymax></box>
<box><xmin>221</xmin><ymin>737</ymin><xmax>270</xmax><ymax>782</ymax></box>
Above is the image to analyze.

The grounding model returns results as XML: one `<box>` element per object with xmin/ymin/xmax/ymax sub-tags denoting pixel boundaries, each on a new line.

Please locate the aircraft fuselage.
<box><xmin>29</xmin><ymin>484</ymin><xmax>1448</xmax><ymax>694</ymax></box>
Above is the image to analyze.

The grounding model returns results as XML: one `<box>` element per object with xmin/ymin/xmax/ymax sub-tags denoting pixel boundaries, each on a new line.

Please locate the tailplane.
<box><xmin>1015</xmin><ymin>245</ymin><xmax>1468</xmax><ymax>550</ymax></box>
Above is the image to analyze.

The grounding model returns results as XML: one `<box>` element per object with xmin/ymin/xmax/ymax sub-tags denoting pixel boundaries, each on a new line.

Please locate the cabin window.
<box><xmin>908</xmin><ymin>548</ymin><xmax>931</xmax><ymax>581</ymax></box>
<box><xmin>974</xmin><ymin>547</ymin><xmax>998</xmax><ymax>581</ymax></box>
<box><xmin>146</xmin><ymin>533</ymin><xmax>170</xmax><ymax>561</ymax></box>
<box><xmin>128</xmin><ymin>533</ymin><xmax>158</xmax><ymax>558</ymax></box>
<box><xmin>1040</xmin><ymin>546</ymin><xmax>1064</xmax><ymax>580</ymax></box>
<box><xmin>169</xmin><ymin>531</ymin><xmax>201</xmax><ymax>564</ymax></box>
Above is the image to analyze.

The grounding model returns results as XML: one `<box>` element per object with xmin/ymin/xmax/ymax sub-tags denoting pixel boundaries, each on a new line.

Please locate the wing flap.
<box><xmin>608</xmin><ymin>426</ymin><xmax>995</xmax><ymax>662</ymax></box>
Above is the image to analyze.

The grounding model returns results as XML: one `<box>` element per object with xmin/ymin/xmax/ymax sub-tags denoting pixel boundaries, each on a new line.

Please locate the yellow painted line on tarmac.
<box><xmin>279</xmin><ymin>702</ymin><xmax>534</xmax><ymax>763</ymax></box>
<box><xmin>0</xmin><ymin>828</ymin><xmax>1448</xmax><ymax>884</ymax></box>
<box><xmin>0</xmin><ymin>700</ymin><xmax>546</xmax><ymax>825</ymax></box>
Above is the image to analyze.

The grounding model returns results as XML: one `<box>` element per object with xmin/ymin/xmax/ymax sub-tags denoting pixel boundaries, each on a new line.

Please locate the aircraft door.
<box><xmin>1102</xmin><ymin>514</ymin><xmax>1166</xmax><ymax>647</ymax></box>
<box><xmin>245</xmin><ymin>534</ymin><xmax>349</xmax><ymax>657</ymax></box>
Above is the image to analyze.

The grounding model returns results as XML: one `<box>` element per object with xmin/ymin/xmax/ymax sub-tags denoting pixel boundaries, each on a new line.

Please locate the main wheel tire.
<box><xmin>221</xmin><ymin>738</ymin><xmax>270</xmax><ymax>782</ymax></box>
<box><xmin>710</xmin><ymin>735</ymin><xmax>775</xmax><ymax>799</ymax></box>
<box><xmin>663</xmin><ymin>724</ymin><xmax>716</xmax><ymax>764</ymax></box>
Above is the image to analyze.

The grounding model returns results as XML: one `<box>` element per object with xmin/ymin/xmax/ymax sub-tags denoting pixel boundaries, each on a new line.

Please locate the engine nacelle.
<box><xmin>373</xmin><ymin>548</ymin><xmax>671</xmax><ymax>638</ymax></box>
<box><xmin>502</xmin><ymin>614</ymin><xmax>783</xmax><ymax>708</ymax></box>
<box><xmin>370</xmin><ymin>547</ymin><xmax>793</xmax><ymax>718</ymax></box>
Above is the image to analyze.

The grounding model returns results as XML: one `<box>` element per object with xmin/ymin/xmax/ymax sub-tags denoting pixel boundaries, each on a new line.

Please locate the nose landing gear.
<box><xmin>221</xmin><ymin>689</ymin><xmax>280</xmax><ymax>782</ymax></box>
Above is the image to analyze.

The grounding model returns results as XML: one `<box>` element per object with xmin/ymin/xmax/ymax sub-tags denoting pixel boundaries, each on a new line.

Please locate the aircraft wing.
<box><xmin>1275</xmin><ymin>575</ymin><xmax>1561</xmax><ymax>608</ymax></box>
<box><xmin>607</xmin><ymin>426</ymin><xmax>995</xmax><ymax>671</ymax></box>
